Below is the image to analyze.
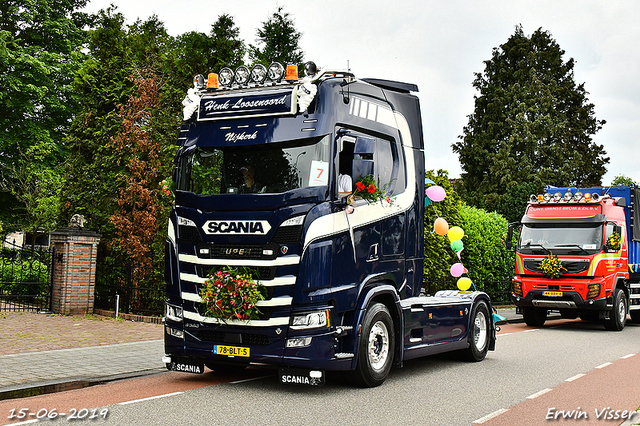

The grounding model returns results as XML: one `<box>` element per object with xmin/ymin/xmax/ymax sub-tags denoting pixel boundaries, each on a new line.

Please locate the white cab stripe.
<box><xmin>183</xmin><ymin>310</ymin><xmax>289</xmax><ymax>326</ymax></box>
<box><xmin>179</xmin><ymin>254</ymin><xmax>300</xmax><ymax>267</ymax></box>
<box><xmin>180</xmin><ymin>273</ymin><xmax>296</xmax><ymax>287</ymax></box>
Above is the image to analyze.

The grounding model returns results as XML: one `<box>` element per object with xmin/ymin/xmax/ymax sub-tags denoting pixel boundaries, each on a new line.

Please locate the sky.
<box><xmin>82</xmin><ymin>0</ymin><xmax>640</xmax><ymax>185</ymax></box>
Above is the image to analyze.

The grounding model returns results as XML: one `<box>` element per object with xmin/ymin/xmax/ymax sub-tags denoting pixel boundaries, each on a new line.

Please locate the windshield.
<box><xmin>518</xmin><ymin>223</ymin><xmax>603</xmax><ymax>253</ymax></box>
<box><xmin>177</xmin><ymin>135</ymin><xmax>331</xmax><ymax>195</ymax></box>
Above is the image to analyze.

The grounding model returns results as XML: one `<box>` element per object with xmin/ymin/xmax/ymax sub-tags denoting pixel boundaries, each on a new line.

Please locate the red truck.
<box><xmin>508</xmin><ymin>186</ymin><xmax>640</xmax><ymax>330</ymax></box>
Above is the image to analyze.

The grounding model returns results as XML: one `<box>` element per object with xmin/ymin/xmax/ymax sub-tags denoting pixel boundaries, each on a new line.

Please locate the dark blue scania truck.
<box><xmin>162</xmin><ymin>62</ymin><xmax>496</xmax><ymax>387</ymax></box>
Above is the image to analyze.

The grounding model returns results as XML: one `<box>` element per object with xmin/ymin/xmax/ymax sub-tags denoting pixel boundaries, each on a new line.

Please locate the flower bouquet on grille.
<box><xmin>348</xmin><ymin>175</ymin><xmax>393</xmax><ymax>206</ymax></box>
<box><xmin>538</xmin><ymin>252</ymin><xmax>567</xmax><ymax>279</ymax></box>
<box><xmin>199</xmin><ymin>267</ymin><xmax>266</xmax><ymax>320</ymax></box>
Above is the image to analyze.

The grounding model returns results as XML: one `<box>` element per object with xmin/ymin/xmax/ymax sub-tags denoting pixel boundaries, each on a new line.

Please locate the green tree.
<box><xmin>611</xmin><ymin>175</ymin><xmax>638</xmax><ymax>187</ymax></box>
<box><xmin>0</xmin><ymin>0</ymin><xmax>91</xmax><ymax>236</ymax></box>
<box><xmin>249</xmin><ymin>7</ymin><xmax>304</xmax><ymax>67</ymax></box>
<box><xmin>453</xmin><ymin>26</ymin><xmax>608</xmax><ymax>223</ymax></box>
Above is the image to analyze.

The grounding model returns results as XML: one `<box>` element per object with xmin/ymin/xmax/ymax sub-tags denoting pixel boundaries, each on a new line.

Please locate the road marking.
<box><xmin>119</xmin><ymin>391</ymin><xmax>184</xmax><ymax>405</ymax></box>
<box><xmin>527</xmin><ymin>388</ymin><xmax>552</xmax><ymax>399</ymax></box>
<box><xmin>473</xmin><ymin>408</ymin><xmax>509</xmax><ymax>424</ymax></box>
<box><xmin>595</xmin><ymin>362</ymin><xmax>612</xmax><ymax>369</ymax></box>
<box><xmin>230</xmin><ymin>375</ymin><xmax>273</xmax><ymax>384</ymax></box>
<box><xmin>565</xmin><ymin>373</ymin><xmax>585</xmax><ymax>382</ymax></box>
<box><xmin>497</xmin><ymin>332</ymin><xmax>513</xmax><ymax>336</ymax></box>
<box><xmin>9</xmin><ymin>421</ymin><xmax>38</xmax><ymax>425</ymax></box>
<box><xmin>620</xmin><ymin>353</ymin><xmax>636</xmax><ymax>359</ymax></box>
<box><xmin>523</xmin><ymin>329</ymin><xmax>540</xmax><ymax>333</ymax></box>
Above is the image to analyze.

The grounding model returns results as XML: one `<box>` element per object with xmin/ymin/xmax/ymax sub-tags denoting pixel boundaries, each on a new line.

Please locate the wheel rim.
<box><xmin>473</xmin><ymin>311</ymin><xmax>488</xmax><ymax>352</ymax></box>
<box><xmin>618</xmin><ymin>297</ymin><xmax>627</xmax><ymax>323</ymax></box>
<box><xmin>367</xmin><ymin>320</ymin><xmax>390</xmax><ymax>372</ymax></box>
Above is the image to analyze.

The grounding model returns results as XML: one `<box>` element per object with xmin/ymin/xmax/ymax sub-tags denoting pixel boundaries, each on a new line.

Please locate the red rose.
<box><xmin>367</xmin><ymin>184</ymin><xmax>376</xmax><ymax>193</ymax></box>
<box><xmin>356</xmin><ymin>181</ymin><xmax>365</xmax><ymax>191</ymax></box>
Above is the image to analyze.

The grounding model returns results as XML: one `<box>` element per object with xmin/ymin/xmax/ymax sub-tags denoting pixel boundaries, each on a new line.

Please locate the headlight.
<box><xmin>165</xmin><ymin>303</ymin><xmax>183</xmax><ymax>323</ymax></box>
<box><xmin>587</xmin><ymin>283</ymin><xmax>601</xmax><ymax>299</ymax></box>
<box><xmin>177</xmin><ymin>216</ymin><xmax>196</xmax><ymax>227</ymax></box>
<box><xmin>281</xmin><ymin>215</ymin><xmax>305</xmax><ymax>227</ymax></box>
<box><xmin>291</xmin><ymin>310</ymin><xmax>330</xmax><ymax>330</ymax></box>
<box><xmin>512</xmin><ymin>281</ymin><xmax>523</xmax><ymax>297</ymax></box>
<box><xmin>166</xmin><ymin>327</ymin><xmax>184</xmax><ymax>339</ymax></box>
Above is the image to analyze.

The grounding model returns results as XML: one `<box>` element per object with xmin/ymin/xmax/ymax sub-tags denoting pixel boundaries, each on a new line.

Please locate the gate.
<box><xmin>0</xmin><ymin>247</ymin><xmax>53</xmax><ymax>312</ymax></box>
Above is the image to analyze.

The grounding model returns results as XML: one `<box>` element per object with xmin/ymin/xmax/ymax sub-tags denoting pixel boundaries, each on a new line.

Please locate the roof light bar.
<box><xmin>251</xmin><ymin>64</ymin><xmax>267</xmax><ymax>84</ymax></box>
<box><xmin>234</xmin><ymin>66</ymin><xmax>250</xmax><ymax>85</ymax></box>
<box><xmin>218</xmin><ymin>67</ymin><xmax>234</xmax><ymax>86</ymax></box>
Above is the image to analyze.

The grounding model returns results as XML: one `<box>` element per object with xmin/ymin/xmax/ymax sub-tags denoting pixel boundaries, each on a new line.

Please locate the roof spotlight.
<box><xmin>543</xmin><ymin>193</ymin><xmax>552</xmax><ymax>202</ymax></box>
<box><xmin>304</xmin><ymin>61</ymin><xmax>318</xmax><ymax>77</ymax></box>
<box><xmin>267</xmin><ymin>62</ymin><xmax>285</xmax><ymax>82</ymax></box>
<box><xmin>234</xmin><ymin>66</ymin><xmax>250</xmax><ymax>85</ymax></box>
<box><xmin>530</xmin><ymin>194</ymin><xmax>538</xmax><ymax>203</ymax></box>
<box><xmin>574</xmin><ymin>191</ymin><xmax>583</xmax><ymax>202</ymax></box>
<box><xmin>251</xmin><ymin>64</ymin><xmax>267</xmax><ymax>84</ymax></box>
<box><xmin>563</xmin><ymin>192</ymin><xmax>572</xmax><ymax>202</ymax></box>
<box><xmin>553</xmin><ymin>192</ymin><xmax>562</xmax><ymax>202</ymax></box>
<box><xmin>193</xmin><ymin>74</ymin><xmax>206</xmax><ymax>90</ymax></box>
<box><xmin>218</xmin><ymin>67</ymin><xmax>234</xmax><ymax>86</ymax></box>
<box><xmin>591</xmin><ymin>193</ymin><xmax>600</xmax><ymax>202</ymax></box>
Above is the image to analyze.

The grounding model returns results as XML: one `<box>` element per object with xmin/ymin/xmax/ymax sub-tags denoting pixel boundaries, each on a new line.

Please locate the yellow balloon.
<box><xmin>434</xmin><ymin>217</ymin><xmax>449</xmax><ymax>236</ymax></box>
<box><xmin>457</xmin><ymin>277</ymin><xmax>472</xmax><ymax>292</ymax></box>
<box><xmin>448</xmin><ymin>226</ymin><xmax>465</xmax><ymax>242</ymax></box>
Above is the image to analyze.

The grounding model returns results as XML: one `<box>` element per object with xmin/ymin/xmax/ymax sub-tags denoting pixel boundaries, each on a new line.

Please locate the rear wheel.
<box><xmin>523</xmin><ymin>307</ymin><xmax>547</xmax><ymax>327</ymax></box>
<box><xmin>604</xmin><ymin>288</ymin><xmax>627</xmax><ymax>331</ymax></box>
<box><xmin>460</xmin><ymin>300</ymin><xmax>490</xmax><ymax>362</ymax></box>
<box><xmin>349</xmin><ymin>303</ymin><xmax>395</xmax><ymax>388</ymax></box>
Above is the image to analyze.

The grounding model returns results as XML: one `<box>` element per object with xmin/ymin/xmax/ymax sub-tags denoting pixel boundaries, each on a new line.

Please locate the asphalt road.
<box><xmin>4</xmin><ymin>319</ymin><xmax>640</xmax><ymax>425</ymax></box>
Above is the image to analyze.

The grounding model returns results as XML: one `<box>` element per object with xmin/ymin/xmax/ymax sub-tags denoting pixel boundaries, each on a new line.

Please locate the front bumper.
<box><xmin>512</xmin><ymin>290</ymin><xmax>609</xmax><ymax>310</ymax></box>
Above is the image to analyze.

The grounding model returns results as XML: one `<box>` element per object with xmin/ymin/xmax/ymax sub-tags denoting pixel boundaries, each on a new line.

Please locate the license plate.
<box><xmin>543</xmin><ymin>291</ymin><xmax>563</xmax><ymax>297</ymax></box>
<box><xmin>168</xmin><ymin>361</ymin><xmax>204</xmax><ymax>374</ymax></box>
<box><xmin>279</xmin><ymin>368</ymin><xmax>325</xmax><ymax>386</ymax></box>
<box><xmin>214</xmin><ymin>345</ymin><xmax>250</xmax><ymax>357</ymax></box>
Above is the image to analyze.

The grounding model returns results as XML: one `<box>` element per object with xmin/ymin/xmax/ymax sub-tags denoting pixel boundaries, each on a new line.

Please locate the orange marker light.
<box><xmin>537</xmin><ymin>194</ymin><xmax>544</xmax><ymax>203</ymax></box>
<box><xmin>584</xmin><ymin>193</ymin><xmax>591</xmax><ymax>202</ymax></box>
<box><xmin>285</xmin><ymin>65</ymin><xmax>298</xmax><ymax>81</ymax></box>
<box><xmin>207</xmin><ymin>73</ymin><xmax>219</xmax><ymax>89</ymax></box>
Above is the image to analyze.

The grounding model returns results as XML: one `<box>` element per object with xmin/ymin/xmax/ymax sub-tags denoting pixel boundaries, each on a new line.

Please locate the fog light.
<box><xmin>286</xmin><ymin>337</ymin><xmax>312</xmax><ymax>348</ymax></box>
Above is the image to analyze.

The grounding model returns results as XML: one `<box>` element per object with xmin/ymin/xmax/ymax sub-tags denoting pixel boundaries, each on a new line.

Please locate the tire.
<box><xmin>604</xmin><ymin>288</ymin><xmax>627</xmax><ymax>331</ymax></box>
<box><xmin>461</xmin><ymin>300</ymin><xmax>490</xmax><ymax>362</ymax></box>
<box><xmin>631</xmin><ymin>310</ymin><xmax>640</xmax><ymax>324</ymax></box>
<box><xmin>349</xmin><ymin>303</ymin><xmax>395</xmax><ymax>388</ymax></box>
<box><xmin>523</xmin><ymin>307</ymin><xmax>547</xmax><ymax>327</ymax></box>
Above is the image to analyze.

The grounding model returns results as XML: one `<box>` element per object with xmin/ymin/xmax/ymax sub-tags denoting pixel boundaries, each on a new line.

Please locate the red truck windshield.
<box><xmin>518</xmin><ymin>223</ymin><xmax>603</xmax><ymax>254</ymax></box>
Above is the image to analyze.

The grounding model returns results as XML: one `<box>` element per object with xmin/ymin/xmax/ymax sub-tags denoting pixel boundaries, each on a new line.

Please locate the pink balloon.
<box><xmin>425</xmin><ymin>185</ymin><xmax>446</xmax><ymax>202</ymax></box>
<box><xmin>450</xmin><ymin>262</ymin><xmax>465</xmax><ymax>278</ymax></box>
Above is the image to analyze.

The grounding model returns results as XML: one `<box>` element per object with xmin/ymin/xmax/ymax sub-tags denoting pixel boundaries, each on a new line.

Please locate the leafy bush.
<box><xmin>0</xmin><ymin>258</ymin><xmax>50</xmax><ymax>296</ymax></box>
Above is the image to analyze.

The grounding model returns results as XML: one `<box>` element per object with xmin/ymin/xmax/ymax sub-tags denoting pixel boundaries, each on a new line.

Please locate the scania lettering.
<box><xmin>508</xmin><ymin>186</ymin><xmax>640</xmax><ymax>330</ymax></box>
<box><xmin>163</xmin><ymin>61</ymin><xmax>496</xmax><ymax>387</ymax></box>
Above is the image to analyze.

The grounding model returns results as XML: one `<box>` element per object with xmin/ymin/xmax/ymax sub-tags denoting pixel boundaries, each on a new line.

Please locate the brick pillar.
<box><xmin>50</xmin><ymin>228</ymin><xmax>101</xmax><ymax>315</ymax></box>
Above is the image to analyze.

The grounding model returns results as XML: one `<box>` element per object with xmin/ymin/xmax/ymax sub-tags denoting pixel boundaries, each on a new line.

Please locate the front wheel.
<box><xmin>604</xmin><ymin>288</ymin><xmax>627</xmax><ymax>331</ymax></box>
<box><xmin>460</xmin><ymin>300</ymin><xmax>491</xmax><ymax>362</ymax></box>
<box><xmin>349</xmin><ymin>303</ymin><xmax>395</xmax><ymax>388</ymax></box>
<box><xmin>523</xmin><ymin>307</ymin><xmax>547</xmax><ymax>327</ymax></box>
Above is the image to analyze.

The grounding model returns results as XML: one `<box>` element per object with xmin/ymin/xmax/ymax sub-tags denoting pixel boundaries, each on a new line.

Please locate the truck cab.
<box><xmin>510</xmin><ymin>186</ymin><xmax>640</xmax><ymax>330</ymax></box>
<box><xmin>162</xmin><ymin>62</ymin><xmax>496</xmax><ymax>386</ymax></box>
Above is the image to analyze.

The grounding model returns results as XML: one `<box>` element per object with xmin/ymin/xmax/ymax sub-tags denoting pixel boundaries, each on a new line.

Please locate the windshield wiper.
<box><xmin>555</xmin><ymin>244</ymin><xmax>589</xmax><ymax>254</ymax></box>
<box><xmin>523</xmin><ymin>243</ymin><xmax>550</xmax><ymax>254</ymax></box>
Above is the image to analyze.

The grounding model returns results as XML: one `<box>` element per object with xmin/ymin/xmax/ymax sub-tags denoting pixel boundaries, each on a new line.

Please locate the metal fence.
<box><xmin>0</xmin><ymin>248</ymin><xmax>53</xmax><ymax>312</ymax></box>
<box><xmin>423</xmin><ymin>277</ymin><xmax>513</xmax><ymax>306</ymax></box>
<box><xmin>94</xmin><ymin>257</ymin><xmax>165</xmax><ymax>316</ymax></box>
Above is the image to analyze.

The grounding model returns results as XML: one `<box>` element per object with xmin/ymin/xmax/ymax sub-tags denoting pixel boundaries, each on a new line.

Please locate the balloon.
<box><xmin>450</xmin><ymin>240</ymin><xmax>464</xmax><ymax>252</ymax></box>
<box><xmin>457</xmin><ymin>277</ymin><xmax>472</xmax><ymax>292</ymax></box>
<box><xmin>450</xmin><ymin>262</ymin><xmax>465</xmax><ymax>277</ymax></box>
<box><xmin>447</xmin><ymin>226</ymin><xmax>464</xmax><ymax>242</ymax></box>
<box><xmin>425</xmin><ymin>185</ymin><xmax>446</xmax><ymax>202</ymax></box>
<box><xmin>434</xmin><ymin>217</ymin><xmax>449</xmax><ymax>236</ymax></box>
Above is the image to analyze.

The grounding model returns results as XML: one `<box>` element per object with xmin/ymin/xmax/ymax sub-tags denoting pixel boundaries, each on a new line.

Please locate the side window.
<box><xmin>375</xmin><ymin>139</ymin><xmax>394</xmax><ymax>194</ymax></box>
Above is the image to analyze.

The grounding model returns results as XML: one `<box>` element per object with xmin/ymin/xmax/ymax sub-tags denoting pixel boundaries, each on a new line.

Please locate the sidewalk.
<box><xmin>0</xmin><ymin>307</ymin><xmax>526</xmax><ymax>400</ymax></box>
<box><xmin>0</xmin><ymin>311</ymin><xmax>164</xmax><ymax>399</ymax></box>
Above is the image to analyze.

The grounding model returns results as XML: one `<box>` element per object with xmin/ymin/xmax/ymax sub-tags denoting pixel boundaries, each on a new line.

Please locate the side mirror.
<box><xmin>506</xmin><ymin>222</ymin><xmax>519</xmax><ymax>250</ymax></box>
